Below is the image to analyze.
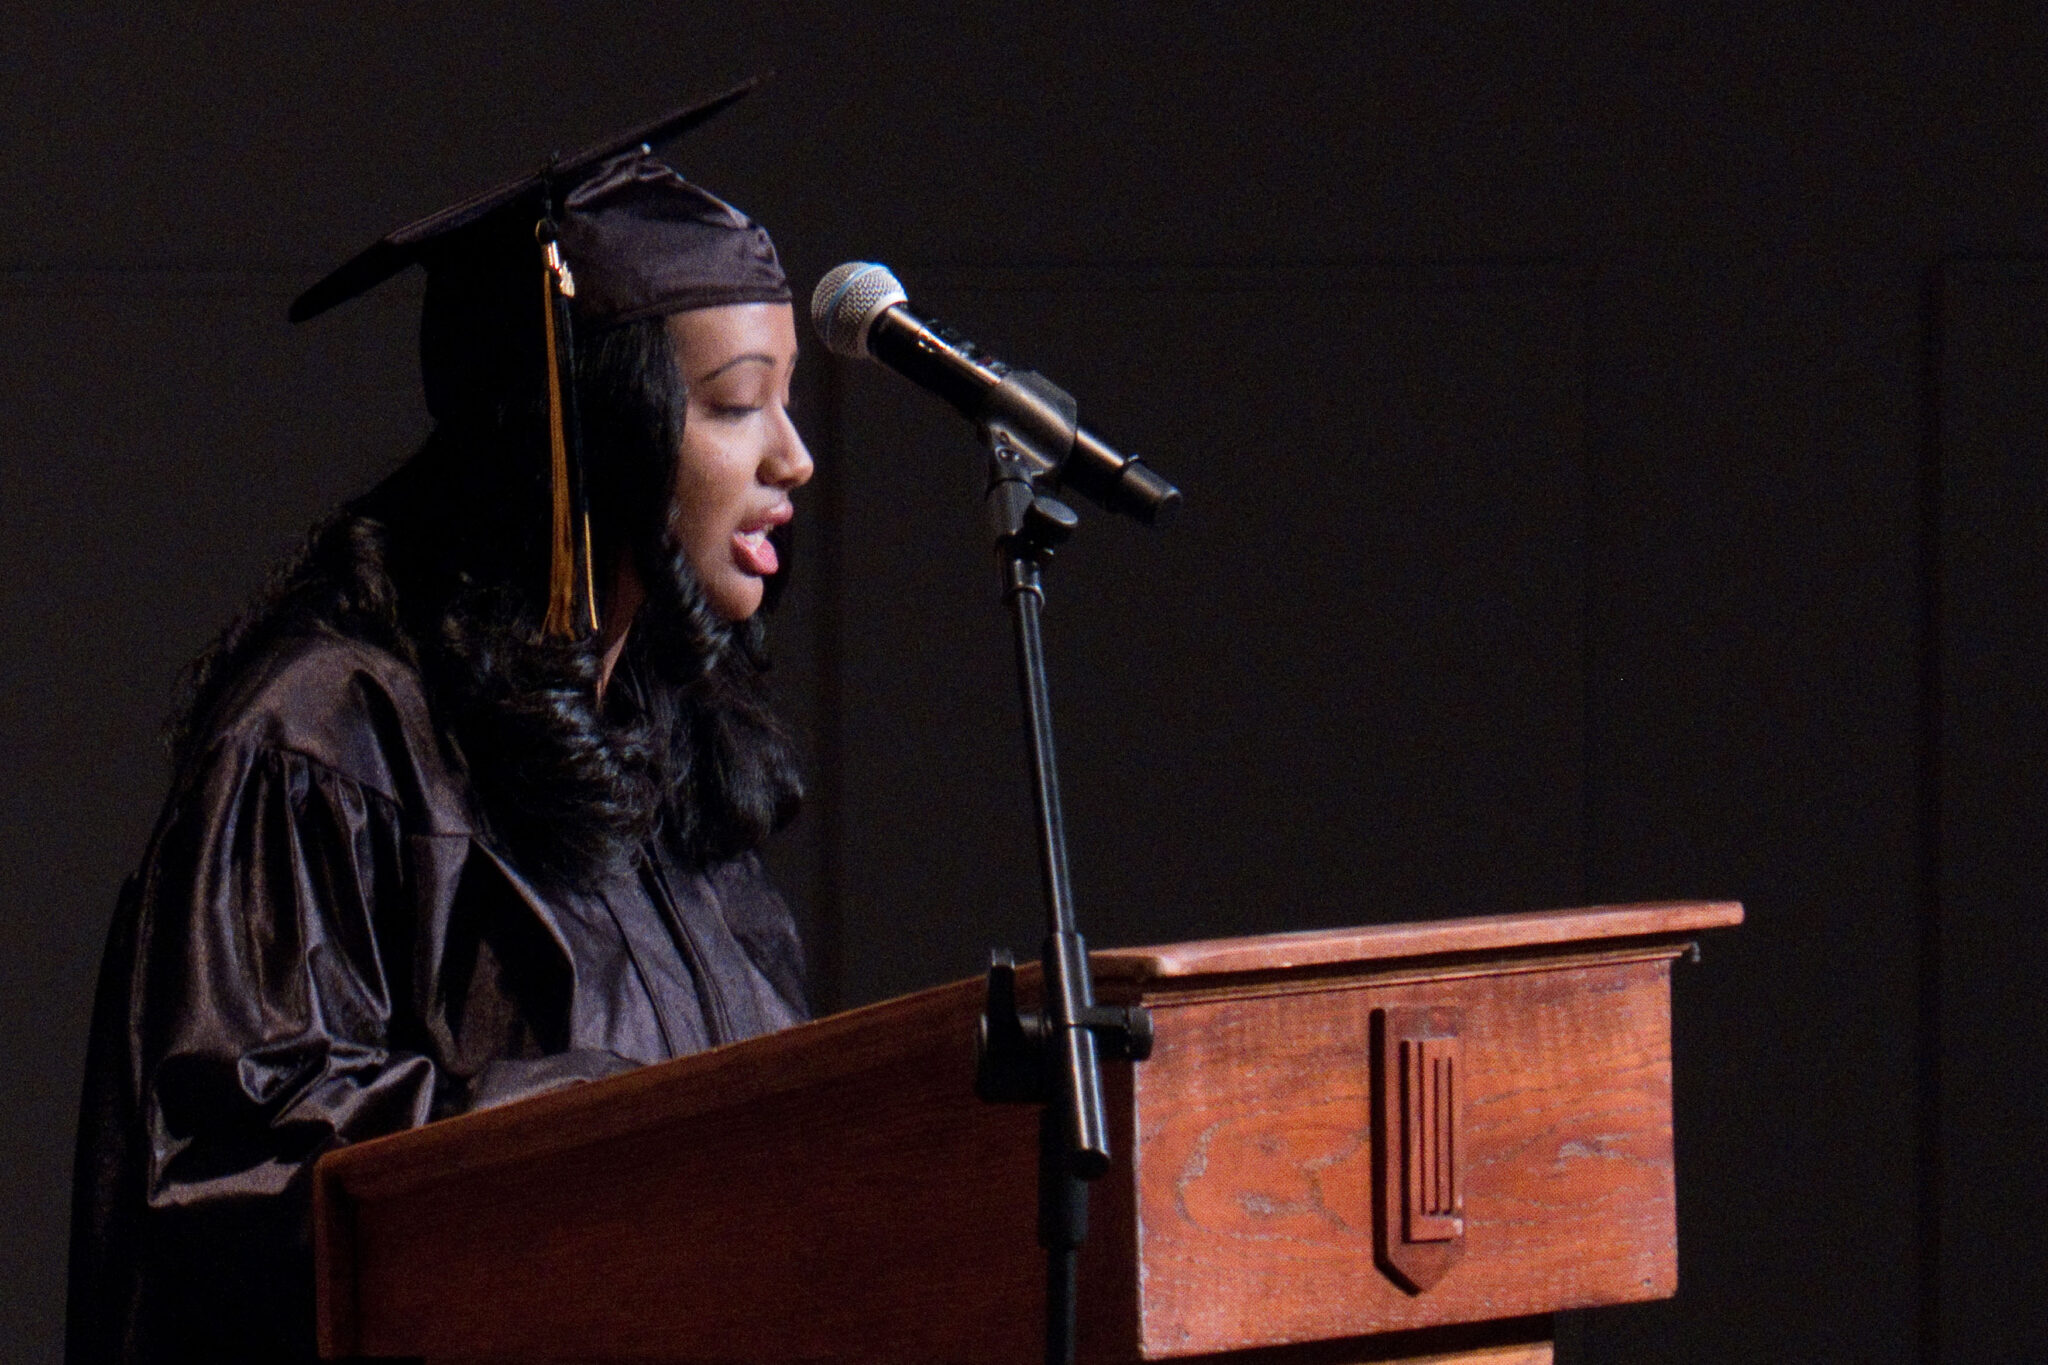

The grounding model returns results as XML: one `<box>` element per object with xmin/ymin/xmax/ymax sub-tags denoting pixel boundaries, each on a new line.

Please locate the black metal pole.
<box><xmin>974</xmin><ymin>435</ymin><xmax>1159</xmax><ymax>1365</ymax></box>
<box><xmin>1004</xmin><ymin>554</ymin><xmax>1111</xmax><ymax>1177</ymax></box>
<box><xmin>1039</xmin><ymin>1104</ymin><xmax>1088</xmax><ymax>1365</ymax></box>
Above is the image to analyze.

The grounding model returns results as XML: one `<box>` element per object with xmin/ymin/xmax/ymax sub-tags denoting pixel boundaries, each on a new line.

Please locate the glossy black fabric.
<box><xmin>417</xmin><ymin>149</ymin><xmax>788</xmax><ymax>429</ymax></box>
<box><xmin>66</xmin><ymin>631</ymin><xmax>808</xmax><ymax>1363</ymax></box>
<box><xmin>287</xmin><ymin>79</ymin><xmax>765</xmax><ymax>325</ymax></box>
<box><xmin>560</xmin><ymin>151</ymin><xmax>791</xmax><ymax>327</ymax></box>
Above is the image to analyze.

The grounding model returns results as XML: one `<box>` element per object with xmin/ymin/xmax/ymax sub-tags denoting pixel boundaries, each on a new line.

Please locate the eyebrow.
<box><xmin>694</xmin><ymin>353</ymin><xmax>779</xmax><ymax>383</ymax></box>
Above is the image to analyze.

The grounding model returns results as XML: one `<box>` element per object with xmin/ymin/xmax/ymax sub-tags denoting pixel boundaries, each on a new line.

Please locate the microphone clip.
<box><xmin>984</xmin><ymin>417</ymin><xmax>1079</xmax><ymax>567</ymax></box>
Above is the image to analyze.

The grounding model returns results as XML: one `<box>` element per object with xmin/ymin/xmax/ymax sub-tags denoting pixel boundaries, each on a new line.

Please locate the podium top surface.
<box><xmin>1091</xmin><ymin>899</ymin><xmax>1743</xmax><ymax>983</ymax></box>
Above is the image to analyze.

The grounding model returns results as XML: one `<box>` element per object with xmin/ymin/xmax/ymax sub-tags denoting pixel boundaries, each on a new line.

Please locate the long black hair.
<box><xmin>171</xmin><ymin>313</ymin><xmax>802</xmax><ymax>890</ymax></box>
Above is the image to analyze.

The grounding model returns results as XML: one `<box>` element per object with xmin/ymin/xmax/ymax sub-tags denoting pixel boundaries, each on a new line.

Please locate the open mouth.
<box><xmin>731</xmin><ymin>524</ymin><xmax>781</xmax><ymax>577</ymax></box>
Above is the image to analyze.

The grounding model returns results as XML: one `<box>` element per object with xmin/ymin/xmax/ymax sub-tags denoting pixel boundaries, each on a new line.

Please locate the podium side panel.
<box><xmin>335</xmin><ymin>988</ymin><xmax>1083</xmax><ymax>1363</ymax></box>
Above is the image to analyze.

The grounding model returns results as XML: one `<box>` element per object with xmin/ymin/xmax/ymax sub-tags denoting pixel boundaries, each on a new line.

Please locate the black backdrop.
<box><xmin>4</xmin><ymin>7</ymin><xmax>2044</xmax><ymax>1362</ymax></box>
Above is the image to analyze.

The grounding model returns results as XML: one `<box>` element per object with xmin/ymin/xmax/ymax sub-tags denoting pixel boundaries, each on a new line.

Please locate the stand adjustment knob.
<box><xmin>1023</xmin><ymin>495</ymin><xmax>1079</xmax><ymax>550</ymax></box>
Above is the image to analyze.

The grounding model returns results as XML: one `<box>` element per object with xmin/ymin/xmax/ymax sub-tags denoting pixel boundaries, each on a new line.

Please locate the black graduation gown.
<box><xmin>65</xmin><ymin>631</ymin><xmax>808</xmax><ymax>1363</ymax></box>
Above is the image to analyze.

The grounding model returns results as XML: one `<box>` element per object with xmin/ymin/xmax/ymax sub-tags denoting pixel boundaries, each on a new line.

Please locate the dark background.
<box><xmin>4</xmin><ymin>5</ymin><xmax>2043</xmax><ymax>1361</ymax></box>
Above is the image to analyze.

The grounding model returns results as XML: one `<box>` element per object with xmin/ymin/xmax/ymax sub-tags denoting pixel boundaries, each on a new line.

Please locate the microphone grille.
<box><xmin>811</xmin><ymin>261</ymin><xmax>908</xmax><ymax>359</ymax></box>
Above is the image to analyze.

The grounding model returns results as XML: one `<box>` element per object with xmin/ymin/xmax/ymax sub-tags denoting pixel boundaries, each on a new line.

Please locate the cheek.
<box><xmin>669</xmin><ymin>431</ymin><xmax>744</xmax><ymax>553</ymax></box>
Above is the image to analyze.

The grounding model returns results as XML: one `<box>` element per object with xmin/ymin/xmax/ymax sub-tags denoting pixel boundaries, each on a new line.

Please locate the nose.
<box><xmin>764</xmin><ymin>407</ymin><xmax>814</xmax><ymax>490</ymax></box>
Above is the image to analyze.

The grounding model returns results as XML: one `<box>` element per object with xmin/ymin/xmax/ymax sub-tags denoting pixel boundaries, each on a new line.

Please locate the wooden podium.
<box><xmin>314</xmin><ymin>900</ymin><xmax>1740</xmax><ymax>1364</ymax></box>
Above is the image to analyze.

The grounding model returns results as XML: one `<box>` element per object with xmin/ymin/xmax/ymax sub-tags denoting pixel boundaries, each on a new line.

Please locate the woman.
<box><xmin>67</xmin><ymin>102</ymin><xmax>813</xmax><ymax>1363</ymax></box>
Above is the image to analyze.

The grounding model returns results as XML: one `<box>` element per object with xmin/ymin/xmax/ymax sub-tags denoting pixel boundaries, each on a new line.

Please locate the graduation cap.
<box><xmin>290</xmin><ymin>76</ymin><xmax>789</xmax><ymax>640</ymax></box>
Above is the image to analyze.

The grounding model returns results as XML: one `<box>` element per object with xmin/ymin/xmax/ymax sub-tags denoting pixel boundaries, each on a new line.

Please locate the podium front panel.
<box><xmin>1125</xmin><ymin>951</ymin><xmax>1679</xmax><ymax>1356</ymax></box>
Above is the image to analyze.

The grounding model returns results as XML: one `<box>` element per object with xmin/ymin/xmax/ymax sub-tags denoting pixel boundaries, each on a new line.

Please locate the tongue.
<box><xmin>732</xmin><ymin>530</ymin><xmax>779</xmax><ymax>577</ymax></box>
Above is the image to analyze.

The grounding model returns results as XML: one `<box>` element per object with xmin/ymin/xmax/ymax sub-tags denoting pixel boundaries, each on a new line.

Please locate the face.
<box><xmin>665</xmin><ymin>302</ymin><xmax>813</xmax><ymax>622</ymax></box>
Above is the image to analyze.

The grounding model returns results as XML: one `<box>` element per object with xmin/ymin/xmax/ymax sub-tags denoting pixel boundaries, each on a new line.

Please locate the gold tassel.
<box><xmin>538</xmin><ymin>229</ymin><xmax>596</xmax><ymax>639</ymax></box>
<box><xmin>540</xmin><ymin>256</ymin><xmax>575</xmax><ymax>638</ymax></box>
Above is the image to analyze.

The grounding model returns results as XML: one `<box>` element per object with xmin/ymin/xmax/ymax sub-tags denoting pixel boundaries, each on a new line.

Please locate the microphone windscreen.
<box><xmin>811</xmin><ymin>261</ymin><xmax>908</xmax><ymax>359</ymax></box>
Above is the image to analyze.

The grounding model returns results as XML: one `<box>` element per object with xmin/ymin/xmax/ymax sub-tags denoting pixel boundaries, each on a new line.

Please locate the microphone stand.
<box><xmin>972</xmin><ymin>416</ymin><xmax>1154</xmax><ymax>1365</ymax></box>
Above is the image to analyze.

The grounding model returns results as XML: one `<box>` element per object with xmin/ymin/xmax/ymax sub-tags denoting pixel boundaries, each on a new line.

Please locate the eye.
<box><xmin>704</xmin><ymin>400</ymin><xmax>763</xmax><ymax>421</ymax></box>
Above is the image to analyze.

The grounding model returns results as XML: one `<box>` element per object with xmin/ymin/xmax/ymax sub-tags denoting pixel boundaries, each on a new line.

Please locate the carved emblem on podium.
<box><xmin>1372</xmin><ymin>1006</ymin><xmax>1466</xmax><ymax>1293</ymax></box>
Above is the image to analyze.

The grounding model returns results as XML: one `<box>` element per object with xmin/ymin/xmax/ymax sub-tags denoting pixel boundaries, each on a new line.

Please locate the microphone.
<box><xmin>810</xmin><ymin>262</ymin><xmax>1181</xmax><ymax>525</ymax></box>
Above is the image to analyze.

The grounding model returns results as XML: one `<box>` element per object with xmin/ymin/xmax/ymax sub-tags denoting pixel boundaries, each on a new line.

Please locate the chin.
<box><xmin>708</xmin><ymin>580</ymin><xmax>765</xmax><ymax>622</ymax></box>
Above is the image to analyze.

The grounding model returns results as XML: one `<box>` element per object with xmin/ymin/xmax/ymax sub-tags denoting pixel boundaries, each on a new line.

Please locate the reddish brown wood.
<box><xmin>424</xmin><ymin>1336</ymin><xmax>1553</xmax><ymax>1365</ymax></box>
<box><xmin>315</xmin><ymin>901</ymin><xmax>1735</xmax><ymax>1362</ymax></box>
<box><xmin>1093</xmin><ymin>900</ymin><xmax>1742</xmax><ymax>984</ymax></box>
<box><xmin>1374</xmin><ymin>1007</ymin><xmax>1466</xmax><ymax>1293</ymax></box>
<box><xmin>320</xmin><ymin>976</ymin><xmax>1076</xmax><ymax>1362</ymax></box>
<box><xmin>1128</xmin><ymin>953</ymin><xmax>1681</xmax><ymax>1356</ymax></box>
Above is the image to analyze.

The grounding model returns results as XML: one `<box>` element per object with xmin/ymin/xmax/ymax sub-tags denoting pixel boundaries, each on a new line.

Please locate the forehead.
<box><xmin>665</xmin><ymin>302</ymin><xmax>798</xmax><ymax>375</ymax></box>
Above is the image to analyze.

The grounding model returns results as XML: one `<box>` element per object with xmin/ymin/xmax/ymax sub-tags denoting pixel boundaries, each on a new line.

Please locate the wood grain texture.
<box><xmin>317</xmin><ymin>904</ymin><xmax>1726</xmax><ymax>1361</ymax></box>
<box><xmin>1093</xmin><ymin>901</ymin><xmax>1740</xmax><ymax>983</ymax></box>
<box><xmin>1130</xmin><ymin>959</ymin><xmax>1679</xmax><ymax>1355</ymax></box>
<box><xmin>323</xmin><ymin>976</ymin><xmax>1106</xmax><ymax>1362</ymax></box>
<box><xmin>1374</xmin><ymin>1008</ymin><xmax>1468</xmax><ymax>1294</ymax></box>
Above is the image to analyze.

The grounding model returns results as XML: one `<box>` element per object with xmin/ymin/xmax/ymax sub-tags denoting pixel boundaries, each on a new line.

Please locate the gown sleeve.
<box><xmin>70</xmin><ymin>741</ymin><xmax>438</xmax><ymax>1363</ymax></box>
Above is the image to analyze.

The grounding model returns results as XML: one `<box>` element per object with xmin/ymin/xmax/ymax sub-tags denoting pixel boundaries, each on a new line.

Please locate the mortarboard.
<box><xmin>290</xmin><ymin>76</ymin><xmax>789</xmax><ymax>640</ymax></box>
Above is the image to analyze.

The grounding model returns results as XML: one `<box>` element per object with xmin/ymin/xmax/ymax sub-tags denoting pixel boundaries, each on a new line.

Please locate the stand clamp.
<box><xmin>975</xmin><ymin>949</ymin><xmax>1154</xmax><ymax>1108</ymax></box>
